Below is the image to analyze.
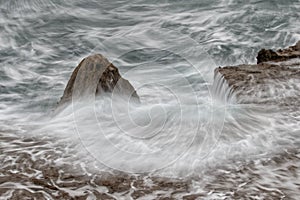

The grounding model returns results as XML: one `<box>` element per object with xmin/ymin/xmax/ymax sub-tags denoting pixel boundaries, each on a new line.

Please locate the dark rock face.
<box><xmin>256</xmin><ymin>41</ymin><xmax>300</xmax><ymax>64</ymax></box>
<box><xmin>58</xmin><ymin>54</ymin><xmax>139</xmax><ymax>106</ymax></box>
<box><xmin>216</xmin><ymin>41</ymin><xmax>300</xmax><ymax>104</ymax></box>
<box><xmin>256</xmin><ymin>49</ymin><xmax>280</xmax><ymax>64</ymax></box>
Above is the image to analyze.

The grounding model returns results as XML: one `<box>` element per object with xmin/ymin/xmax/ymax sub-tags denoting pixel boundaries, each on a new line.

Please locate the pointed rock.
<box><xmin>58</xmin><ymin>54</ymin><xmax>139</xmax><ymax>106</ymax></box>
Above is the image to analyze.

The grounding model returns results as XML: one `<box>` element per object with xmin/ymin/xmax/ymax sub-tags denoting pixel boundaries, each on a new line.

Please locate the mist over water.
<box><xmin>0</xmin><ymin>0</ymin><xmax>300</xmax><ymax>199</ymax></box>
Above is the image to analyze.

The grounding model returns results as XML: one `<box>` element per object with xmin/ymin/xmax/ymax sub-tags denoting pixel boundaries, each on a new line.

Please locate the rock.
<box><xmin>291</xmin><ymin>40</ymin><xmax>300</xmax><ymax>51</ymax></box>
<box><xmin>256</xmin><ymin>41</ymin><xmax>300</xmax><ymax>64</ymax></box>
<box><xmin>256</xmin><ymin>49</ymin><xmax>280</xmax><ymax>64</ymax></box>
<box><xmin>58</xmin><ymin>54</ymin><xmax>139</xmax><ymax>106</ymax></box>
<box><xmin>216</xmin><ymin>41</ymin><xmax>300</xmax><ymax>105</ymax></box>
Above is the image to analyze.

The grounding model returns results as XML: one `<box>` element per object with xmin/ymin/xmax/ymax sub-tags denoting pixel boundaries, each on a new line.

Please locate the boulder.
<box><xmin>256</xmin><ymin>41</ymin><xmax>300</xmax><ymax>64</ymax></box>
<box><xmin>58</xmin><ymin>54</ymin><xmax>139</xmax><ymax>106</ymax></box>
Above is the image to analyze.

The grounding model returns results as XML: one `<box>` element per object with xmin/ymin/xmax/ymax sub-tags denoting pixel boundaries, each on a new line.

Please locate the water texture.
<box><xmin>0</xmin><ymin>0</ymin><xmax>300</xmax><ymax>199</ymax></box>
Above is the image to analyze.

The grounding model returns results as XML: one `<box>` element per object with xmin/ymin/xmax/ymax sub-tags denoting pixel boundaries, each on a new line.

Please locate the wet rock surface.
<box><xmin>58</xmin><ymin>54</ymin><xmax>139</xmax><ymax>106</ymax></box>
<box><xmin>1</xmin><ymin>132</ymin><xmax>299</xmax><ymax>199</ymax></box>
<box><xmin>216</xmin><ymin>41</ymin><xmax>300</xmax><ymax>104</ymax></box>
<box><xmin>0</xmin><ymin>131</ymin><xmax>192</xmax><ymax>199</ymax></box>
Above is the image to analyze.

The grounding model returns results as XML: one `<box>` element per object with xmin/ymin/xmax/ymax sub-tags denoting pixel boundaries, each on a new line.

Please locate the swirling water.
<box><xmin>0</xmin><ymin>0</ymin><xmax>300</xmax><ymax>199</ymax></box>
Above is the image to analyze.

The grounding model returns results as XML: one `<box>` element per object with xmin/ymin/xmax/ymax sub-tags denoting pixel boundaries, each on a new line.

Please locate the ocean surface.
<box><xmin>0</xmin><ymin>0</ymin><xmax>300</xmax><ymax>199</ymax></box>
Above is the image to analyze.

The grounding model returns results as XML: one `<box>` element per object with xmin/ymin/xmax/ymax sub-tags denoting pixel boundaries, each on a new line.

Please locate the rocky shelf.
<box><xmin>215</xmin><ymin>41</ymin><xmax>300</xmax><ymax>105</ymax></box>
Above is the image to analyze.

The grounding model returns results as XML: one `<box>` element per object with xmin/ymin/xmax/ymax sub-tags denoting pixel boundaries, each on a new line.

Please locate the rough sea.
<box><xmin>0</xmin><ymin>0</ymin><xmax>300</xmax><ymax>199</ymax></box>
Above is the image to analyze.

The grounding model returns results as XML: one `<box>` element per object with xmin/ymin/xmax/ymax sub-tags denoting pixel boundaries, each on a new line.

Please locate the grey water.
<box><xmin>0</xmin><ymin>0</ymin><xmax>300</xmax><ymax>199</ymax></box>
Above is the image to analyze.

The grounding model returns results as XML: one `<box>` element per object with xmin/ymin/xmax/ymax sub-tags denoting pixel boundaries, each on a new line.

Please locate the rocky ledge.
<box><xmin>215</xmin><ymin>41</ymin><xmax>300</xmax><ymax>104</ymax></box>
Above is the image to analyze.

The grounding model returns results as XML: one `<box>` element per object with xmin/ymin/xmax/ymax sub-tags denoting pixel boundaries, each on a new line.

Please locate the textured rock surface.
<box><xmin>216</xmin><ymin>41</ymin><xmax>300</xmax><ymax>104</ymax></box>
<box><xmin>58</xmin><ymin>54</ymin><xmax>139</xmax><ymax>106</ymax></box>
<box><xmin>256</xmin><ymin>41</ymin><xmax>300</xmax><ymax>64</ymax></box>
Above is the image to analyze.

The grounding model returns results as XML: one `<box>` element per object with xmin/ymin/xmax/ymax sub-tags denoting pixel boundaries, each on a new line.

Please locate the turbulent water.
<box><xmin>0</xmin><ymin>0</ymin><xmax>300</xmax><ymax>199</ymax></box>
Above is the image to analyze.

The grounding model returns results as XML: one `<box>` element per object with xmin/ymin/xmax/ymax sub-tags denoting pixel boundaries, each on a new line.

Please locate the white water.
<box><xmin>0</xmin><ymin>0</ymin><xmax>300</xmax><ymax>199</ymax></box>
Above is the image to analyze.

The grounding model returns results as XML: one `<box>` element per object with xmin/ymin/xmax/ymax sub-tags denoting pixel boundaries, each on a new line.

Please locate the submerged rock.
<box><xmin>58</xmin><ymin>54</ymin><xmax>139</xmax><ymax>106</ymax></box>
<box><xmin>256</xmin><ymin>41</ymin><xmax>300</xmax><ymax>64</ymax></box>
<box><xmin>215</xmin><ymin>41</ymin><xmax>300</xmax><ymax>104</ymax></box>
